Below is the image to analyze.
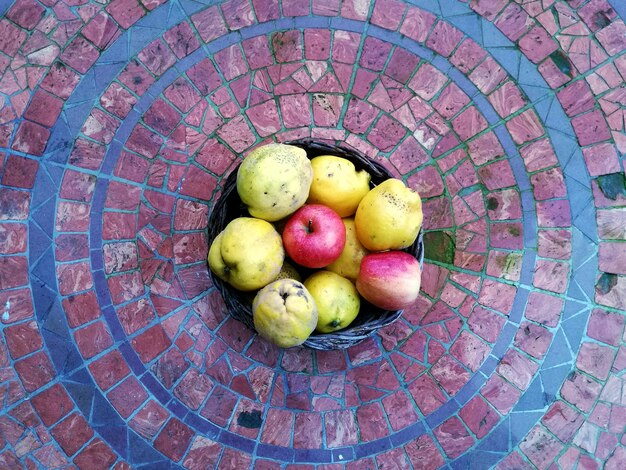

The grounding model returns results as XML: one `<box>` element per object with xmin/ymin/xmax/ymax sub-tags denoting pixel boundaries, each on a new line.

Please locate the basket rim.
<box><xmin>207</xmin><ymin>139</ymin><xmax>424</xmax><ymax>350</ymax></box>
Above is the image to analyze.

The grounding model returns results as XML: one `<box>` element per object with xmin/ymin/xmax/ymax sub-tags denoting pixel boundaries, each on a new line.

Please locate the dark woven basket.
<box><xmin>207</xmin><ymin>138</ymin><xmax>424</xmax><ymax>350</ymax></box>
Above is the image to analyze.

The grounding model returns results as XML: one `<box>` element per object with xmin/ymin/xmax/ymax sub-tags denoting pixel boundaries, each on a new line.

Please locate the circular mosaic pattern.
<box><xmin>1</xmin><ymin>0</ymin><xmax>625</xmax><ymax>468</ymax></box>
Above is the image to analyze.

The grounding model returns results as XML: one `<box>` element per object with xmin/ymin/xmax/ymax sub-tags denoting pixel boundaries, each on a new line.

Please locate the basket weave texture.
<box><xmin>207</xmin><ymin>139</ymin><xmax>424</xmax><ymax>350</ymax></box>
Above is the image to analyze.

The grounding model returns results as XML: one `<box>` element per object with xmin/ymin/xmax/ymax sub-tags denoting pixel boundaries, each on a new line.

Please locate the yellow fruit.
<box><xmin>208</xmin><ymin>217</ymin><xmax>284</xmax><ymax>291</ymax></box>
<box><xmin>355</xmin><ymin>178</ymin><xmax>423</xmax><ymax>251</ymax></box>
<box><xmin>304</xmin><ymin>270</ymin><xmax>360</xmax><ymax>333</ymax></box>
<box><xmin>236</xmin><ymin>143</ymin><xmax>313</xmax><ymax>221</ymax></box>
<box><xmin>307</xmin><ymin>155</ymin><xmax>371</xmax><ymax>217</ymax></box>
<box><xmin>253</xmin><ymin>279</ymin><xmax>318</xmax><ymax>348</ymax></box>
<box><xmin>273</xmin><ymin>261</ymin><xmax>302</xmax><ymax>282</ymax></box>
<box><xmin>326</xmin><ymin>218</ymin><xmax>370</xmax><ymax>281</ymax></box>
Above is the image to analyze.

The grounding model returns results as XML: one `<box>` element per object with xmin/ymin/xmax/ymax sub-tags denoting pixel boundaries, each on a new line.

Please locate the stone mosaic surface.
<box><xmin>0</xmin><ymin>0</ymin><xmax>625</xmax><ymax>468</ymax></box>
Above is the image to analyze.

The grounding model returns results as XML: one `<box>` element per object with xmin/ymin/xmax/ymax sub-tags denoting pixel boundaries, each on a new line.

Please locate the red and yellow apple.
<box><xmin>282</xmin><ymin>204</ymin><xmax>346</xmax><ymax>269</ymax></box>
<box><xmin>356</xmin><ymin>251</ymin><xmax>421</xmax><ymax>310</ymax></box>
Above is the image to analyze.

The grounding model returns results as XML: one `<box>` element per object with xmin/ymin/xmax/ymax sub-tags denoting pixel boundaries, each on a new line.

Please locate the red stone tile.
<box><xmin>60</xmin><ymin>35</ymin><xmax>100</xmax><ymax>74</ymax></box>
<box><xmin>427</xmin><ymin>21</ymin><xmax>463</xmax><ymax>57</ymax></box>
<box><xmin>359</xmin><ymin>36</ymin><xmax>392</xmax><ymax>72</ymax></box>
<box><xmin>557</xmin><ymin>79</ymin><xmax>595</xmax><ymax>117</ymax></box>
<box><xmin>571</xmin><ymin>109</ymin><xmax>611</xmax><ymax>146</ymax></box>
<box><xmin>113</xmin><ymin>150</ymin><xmax>151</xmax><ymax>184</ymax></box>
<box><xmin>81</xmin><ymin>108</ymin><xmax>119</xmax><ymax>144</ymax></box>
<box><xmin>32</xmin><ymin>445</ymin><xmax>69</xmax><ymax>468</ymax></box>
<box><xmin>154</xmin><ymin>418</ymin><xmax>194</xmax><ymax>461</ymax></box>
<box><xmin>541</xmin><ymin>400</ymin><xmax>584</xmax><ymax>442</ymax></box>
<box><xmin>291</xmin><ymin>412</ymin><xmax>322</xmax><ymax>448</ymax></box>
<box><xmin>107</xmin><ymin>376</ymin><xmax>148</xmax><ymax>418</ymax></box>
<box><xmin>488</xmin><ymin>81</ymin><xmax>526</xmax><ymax>118</ymax></box>
<box><xmin>405</xmin><ymin>434</ymin><xmax>445</xmax><ymax>469</ymax></box>
<box><xmin>1</xmin><ymin>154</ymin><xmax>38</xmax><ymax>189</ymax></box>
<box><xmin>459</xmin><ymin>395</ymin><xmax>499</xmax><ymax>439</ymax></box>
<box><xmin>23</xmin><ymin>90</ymin><xmax>63</xmax><ymax>128</ymax></box>
<box><xmin>56</xmin><ymin>261</ymin><xmax>93</xmax><ymax>296</ymax></box>
<box><xmin>6</xmin><ymin>0</ymin><xmax>45</xmax><ymax>29</ymax></box>
<box><xmin>68</xmin><ymin>138</ymin><xmax>106</xmax><ymax>171</ymax></box>
<box><xmin>107</xmin><ymin>271</ymin><xmax>144</xmax><ymax>305</ymax></box>
<box><xmin>530</xmin><ymin>168</ymin><xmax>567</xmax><ymax>201</ymax></box>
<box><xmin>0</xmin><ymin>223</ymin><xmax>27</xmax><ymax>254</ymax></box>
<box><xmin>4</xmin><ymin>321</ymin><xmax>42</xmax><ymax>359</ymax></box>
<box><xmin>88</xmin><ymin>350</ymin><xmax>130</xmax><ymax>391</ymax></box>
<box><xmin>182</xmin><ymin>436</ymin><xmax>222</xmax><ymax>470</ymax></box>
<box><xmin>537</xmin><ymin>229</ymin><xmax>571</xmax><ymax>260</ymax></box>
<box><xmin>451</xmin><ymin>106</ymin><xmax>488</xmax><ymax>141</ymax></box>
<box><xmin>50</xmin><ymin>413</ymin><xmax>94</xmax><ymax>456</ymax></box>
<box><xmin>131</xmin><ymin>324</ymin><xmax>171</xmax><ymax>363</ymax></box>
<box><xmin>74</xmin><ymin>321</ymin><xmax>113</xmax><ymax>359</ymax></box>
<box><xmin>450</xmin><ymin>330</ymin><xmax>490</xmax><ymax>372</ymax></box>
<box><xmin>0</xmin><ymin>256</ymin><xmax>28</xmax><ymax>291</ymax></box>
<box><xmin>493</xmin><ymin>3</ymin><xmax>532</xmax><ymax>40</ymax></box>
<box><xmin>55</xmin><ymin>233</ymin><xmax>89</xmax><ymax>262</ymax></box>
<box><xmin>129</xmin><ymin>400</ymin><xmax>169</xmax><ymax>439</ymax></box>
<box><xmin>11</xmin><ymin>120</ymin><xmax>50</xmax><ymax>156</ymax></box>
<box><xmin>102</xmin><ymin>211</ymin><xmax>137</xmax><ymax>240</ymax></box>
<box><xmin>59</xmin><ymin>169</ymin><xmax>96</xmax><ymax>203</ymax></box>
<box><xmin>115</xmin><ymin>298</ymin><xmax>153</xmax><ymax>335</ymax></box>
<box><xmin>191</xmin><ymin>6</ymin><xmax>227</xmax><ymax>43</ymax></box>
<box><xmin>371</xmin><ymin>0</ymin><xmax>405</xmax><ymax>30</ymax></box>
<box><xmin>385</xmin><ymin>48</ymin><xmax>419</xmax><ymax>84</ymax></box>
<box><xmin>481</xmin><ymin>373</ymin><xmax>521</xmax><ymax>414</ymax></box>
<box><xmin>506</xmin><ymin>109</ymin><xmax>544</xmax><ymax>144</ymax></box>
<box><xmin>0</xmin><ymin>287</ymin><xmax>33</xmax><ymax>325</ymax></box>
<box><xmin>174</xmin><ymin>368</ymin><xmax>213</xmax><ymax>410</ymax></box>
<box><xmin>0</xmin><ymin>188</ymin><xmax>30</xmax><ymax>222</ymax></box>
<box><xmin>151</xmin><ymin>347</ymin><xmax>189</xmax><ymax>389</ymax></box>
<box><xmin>213</xmin><ymin>43</ymin><xmax>248</xmax><ymax>80</ymax></box>
<box><xmin>30</xmin><ymin>384</ymin><xmax>73</xmax><ymax>427</ymax></box>
<box><xmin>382</xmin><ymin>389</ymin><xmax>419</xmax><ymax>431</ymax></box>
<box><xmin>433</xmin><ymin>416</ymin><xmax>474</xmax><ymax>459</ymax></box>
<box><xmin>73</xmin><ymin>439</ymin><xmax>116</xmax><ymax>469</ymax></box>
<box><xmin>200</xmin><ymin>386</ymin><xmax>238</xmax><ymax>426</ymax></box>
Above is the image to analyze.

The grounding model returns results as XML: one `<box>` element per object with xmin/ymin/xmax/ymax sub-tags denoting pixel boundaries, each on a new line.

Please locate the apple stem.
<box><xmin>307</xmin><ymin>219</ymin><xmax>313</xmax><ymax>233</ymax></box>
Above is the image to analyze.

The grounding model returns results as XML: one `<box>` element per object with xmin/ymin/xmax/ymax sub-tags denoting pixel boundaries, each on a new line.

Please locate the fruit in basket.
<box><xmin>274</xmin><ymin>261</ymin><xmax>302</xmax><ymax>282</ymax></box>
<box><xmin>208</xmin><ymin>217</ymin><xmax>284</xmax><ymax>291</ymax></box>
<box><xmin>326</xmin><ymin>218</ymin><xmax>370</xmax><ymax>282</ymax></box>
<box><xmin>307</xmin><ymin>155</ymin><xmax>371</xmax><ymax>217</ymax></box>
<box><xmin>236</xmin><ymin>143</ymin><xmax>313</xmax><ymax>222</ymax></box>
<box><xmin>252</xmin><ymin>279</ymin><xmax>318</xmax><ymax>348</ymax></box>
<box><xmin>304</xmin><ymin>270</ymin><xmax>360</xmax><ymax>333</ymax></box>
<box><xmin>355</xmin><ymin>178</ymin><xmax>422</xmax><ymax>251</ymax></box>
<box><xmin>356</xmin><ymin>251</ymin><xmax>422</xmax><ymax>310</ymax></box>
<box><xmin>282</xmin><ymin>204</ymin><xmax>346</xmax><ymax>269</ymax></box>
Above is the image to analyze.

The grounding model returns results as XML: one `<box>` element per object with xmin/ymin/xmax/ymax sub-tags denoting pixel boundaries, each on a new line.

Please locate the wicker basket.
<box><xmin>207</xmin><ymin>139</ymin><xmax>424</xmax><ymax>350</ymax></box>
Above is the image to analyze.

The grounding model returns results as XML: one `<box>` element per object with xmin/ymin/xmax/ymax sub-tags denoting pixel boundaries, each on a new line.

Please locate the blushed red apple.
<box><xmin>356</xmin><ymin>251</ymin><xmax>421</xmax><ymax>310</ymax></box>
<box><xmin>282</xmin><ymin>204</ymin><xmax>346</xmax><ymax>269</ymax></box>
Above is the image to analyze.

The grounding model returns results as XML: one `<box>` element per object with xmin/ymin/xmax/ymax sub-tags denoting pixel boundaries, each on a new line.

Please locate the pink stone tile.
<box><xmin>271</xmin><ymin>30</ymin><xmax>302</xmax><ymax>63</ymax></box>
<box><xmin>571</xmin><ymin>109</ymin><xmax>611</xmax><ymax>146</ymax></box>
<box><xmin>537</xmin><ymin>229</ymin><xmax>572</xmax><ymax>260</ymax></box>
<box><xmin>515</xmin><ymin>321</ymin><xmax>553</xmax><ymax>360</ymax></box>
<box><xmin>6</xmin><ymin>0</ymin><xmax>45</xmax><ymax>30</ymax></box>
<box><xmin>596</xmin><ymin>20</ymin><xmax>626</xmax><ymax>56</ymax></box>
<box><xmin>154</xmin><ymin>418</ymin><xmax>194</xmax><ymax>462</ymax></box>
<box><xmin>490</xmin><ymin>222</ymin><xmax>523</xmax><ymax>250</ymax></box>
<box><xmin>23</xmin><ymin>89</ymin><xmax>63</xmax><ymax>127</ymax></box>
<box><xmin>530</xmin><ymin>167</ymin><xmax>567</xmax><ymax>200</ymax></box>
<box><xmin>304</xmin><ymin>29</ymin><xmax>330</xmax><ymax>60</ymax></box>
<box><xmin>312</xmin><ymin>94</ymin><xmax>343</xmax><ymax>127</ymax></box>
<box><xmin>407</xmin><ymin>165</ymin><xmax>444</xmax><ymax>198</ymax></box>
<box><xmin>60</xmin><ymin>35</ymin><xmax>99</xmax><ymax>73</ymax></box>
<box><xmin>467</xmin><ymin>131</ymin><xmax>504</xmax><ymax>165</ymax></box>
<box><xmin>430</xmin><ymin>354</ymin><xmax>471</xmax><ymax>396</ymax></box>
<box><xmin>220</xmin><ymin>0</ymin><xmax>255</xmax><ymax>30</ymax></box>
<box><xmin>191</xmin><ymin>6</ymin><xmax>227</xmax><ymax>43</ymax></box>
<box><xmin>82</xmin><ymin>108</ymin><xmax>120</xmax><ymax>144</ymax></box>
<box><xmin>332</xmin><ymin>30</ymin><xmax>360</xmax><ymax>64</ymax></box>
<box><xmin>556</xmin><ymin>79</ymin><xmax>595</xmax><ymax>117</ymax></box>
<box><xmin>355</xmin><ymin>402</ymin><xmax>388</xmax><ymax>441</ymax></box>
<box><xmin>450</xmin><ymin>330</ymin><xmax>490</xmax><ymax>372</ymax></box>
<box><xmin>478</xmin><ymin>159</ymin><xmax>517</xmax><ymax>191</ymax></box>
<box><xmin>293</xmin><ymin>412</ymin><xmax>323</xmax><ymax>448</ymax></box>
<box><xmin>426</xmin><ymin>21</ymin><xmax>463</xmax><ymax>57</ymax></box>
<box><xmin>100</xmin><ymin>83</ymin><xmax>137</xmax><ymax>119</ymax></box>
<box><xmin>82</xmin><ymin>12</ymin><xmax>120</xmax><ymax>50</ymax></box>
<box><xmin>1</xmin><ymin>155</ymin><xmax>38</xmax><ymax>189</ymax></box>
<box><xmin>405</xmin><ymin>434</ymin><xmax>445</xmax><ymax>469</ymax></box>
<box><xmin>246</xmin><ymin>99</ymin><xmax>281</xmax><ymax>136</ymax></box>
<box><xmin>409</xmin><ymin>64</ymin><xmax>447</xmax><ymax>100</ymax></box>
<box><xmin>519</xmin><ymin>138</ymin><xmax>558</xmax><ymax>172</ymax></box>
<box><xmin>399</xmin><ymin>6</ymin><xmax>436</xmax><ymax>43</ymax></box>
<box><xmin>359</xmin><ymin>36</ymin><xmax>392</xmax><ymax>71</ymax></box>
<box><xmin>488</xmin><ymin>81</ymin><xmax>526</xmax><ymax>118</ymax></box>
<box><xmin>371</xmin><ymin>0</ymin><xmax>405</xmax><ymax>30</ymax></box>
<box><xmin>469</xmin><ymin>57</ymin><xmax>508</xmax><ymax>95</ymax></box>
<box><xmin>164</xmin><ymin>77</ymin><xmax>201</xmax><ymax>113</ymax></box>
<box><xmin>389</xmin><ymin>137</ymin><xmax>428</xmax><ymax>174</ymax></box>
<box><xmin>582</xmin><ymin>143</ymin><xmax>621</xmax><ymax>176</ymax></box>
<box><xmin>576</xmin><ymin>341</ymin><xmax>615</xmax><ymax>381</ymax></box>
<box><xmin>505</xmin><ymin>109</ymin><xmax>544</xmax><ymax>144</ymax></box>
<box><xmin>340</xmin><ymin>0</ymin><xmax>371</xmax><ymax>21</ymax></box>
<box><xmin>312</xmin><ymin>0</ymin><xmax>341</xmax><ymax>16</ymax></box>
<box><xmin>533</xmin><ymin>259</ymin><xmax>570</xmax><ymax>293</ymax></box>
<box><xmin>59</xmin><ymin>169</ymin><xmax>96</xmax><ymax>203</ymax></box>
<box><xmin>0</xmin><ymin>20</ymin><xmax>27</xmax><ymax>56</ymax></box>
<box><xmin>587</xmin><ymin>308</ymin><xmax>625</xmax><ymax>347</ymax></box>
<box><xmin>433</xmin><ymin>83</ymin><xmax>470</xmax><ymax>120</ymax></box>
<box><xmin>449</xmin><ymin>38</ymin><xmax>487</xmax><ymax>74</ymax></box>
<box><xmin>536</xmin><ymin>199</ymin><xmax>572</xmax><ymax>228</ymax></box>
<box><xmin>241</xmin><ymin>36</ymin><xmax>272</xmax><ymax>70</ymax></box>
<box><xmin>0</xmin><ymin>223</ymin><xmax>27</xmax><ymax>255</ymax></box>
<box><xmin>433</xmin><ymin>416</ymin><xmax>474</xmax><ymax>459</ymax></box>
<box><xmin>520</xmin><ymin>424</ymin><xmax>564</xmax><ymax>469</ymax></box>
<box><xmin>385</xmin><ymin>48</ymin><xmax>420</xmax><ymax>84</ymax></box>
<box><xmin>163</xmin><ymin>21</ymin><xmax>200</xmax><ymax>59</ymax></box>
<box><xmin>599</xmin><ymin>242</ymin><xmax>626</xmax><ymax>275</ymax></box>
<box><xmin>106</xmin><ymin>0</ymin><xmax>146</xmax><ymax>29</ymax></box>
<box><xmin>497</xmin><ymin>348</ymin><xmax>539</xmax><ymax>391</ymax></box>
<box><xmin>382</xmin><ymin>390</ymin><xmax>419</xmax><ymax>431</ymax></box>
<box><xmin>279</xmin><ymin>94</ymin><xmax>312</xmax><ymax>128</ymax></box>
<box><xmin>217</xmin><ymin>116</ymin><xmax>256</xmax><ymax>153</ymax></box>
<box><xmin>367</xmin><ymin>115</ymin><xmax>405</xmax><ymax>151</ymax></box>
<box><xmin>519</xmin><ymin>25</ymin><xmax>559</xmax><ymax>63</ymax></box>
<box><xmin>451</xmin><ymin>106</ymin><xmax>488</xmax><ymax>141</ymax></box>
<box><xmin>561</xmin><ymin>372</ymin><xmax>602</xmax><ymax>413</ymax></box>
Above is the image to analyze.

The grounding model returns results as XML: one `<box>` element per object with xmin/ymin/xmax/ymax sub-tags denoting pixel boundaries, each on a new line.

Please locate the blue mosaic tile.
<box><xmin>256</xmin><ymin>443</ymin><xmax>295</xmax><ymax>461</ymax></box>
<box><xmin>102</xmin><ymin>305</ymin><xmax>126</xmax><ymax>342</ymax></box>
<box><xmin>561</xmin><ymin>306</ymin><xmax>590</xmax><ymax>349</ymax></box>
<box><xmin>509</xmin><ymin>410</ymin><xmax>543</xmax><ymax>442</ymax></box>
<box><xmin>455</xmin><ymin>371</ymin><xmax>486</xmax><ymax>405</ymax></box>
<box><xmin>353</xmin><ymin>437</ymin><xmax>392</xmax><ymax>459</ymax></box>
<box><xmin>30</xmin><ymin>249</ymin><xmax>59</xmax><ymax>297</ymax></box>
<box><xmin>489</xmin><ymin>46</ymin><xmax>522</xmax><ymax>79</ymax></box>
<box><xmin>332</xmin><ymin>446</ymin><xmax>356</xmax><ymax>463</ymax></box>
<box><xmin>542</xmin><ymin>328</ymin><xmax>574</xmax><ymax>368</ymax></box>
<box><xmin>472</xmin><ymin>94</ymin><xmax>500</xmax><ymax>125</ymax></box>
<box><xmin>482</xmin><ymin>22</ymin><xmax>511</xmax><ymax>48</ymax></box>
<box><xmin>478</xmin><ymin>354</ymin><xmax>499</xmax><ymax>377</ymax></box>
<box><xmin>293</xmin><ymin>448</ymin><xmax>333</xmax><ymax>463</ymax></box>
<box><xmin>92</xmin><ymin>391</ymin><xmax>125</xmax><ymax>426</ymax></box>
<box><xmin>184</xmin><ymin>413</ymin><xmax>220</xmax><ymax>439</ymax></box>
<box><xmin>425</xmin><ymin>398</ymin><xmax>460</xmax><ymax>429</ymax></box>
<box><xmin>492</xmin><ymin>322</ymin><xmax>518</xmax><ymax>359</ymax></box>
<box><xmin>515</xmin><ymin>377</ymin><xmax>548</xmax><ymax>412</ymax></box>
<box><xmin>219</xmin><ymin>430</ymin><xmax>256</xmax><ymax>453</ymax></box>
<box><xmin>64</xmin><ymin>381</ymin><xmax>96</xmax><ymax>417</ymax></box>
<box><xmin>389</xmin><ymin>421</ymin><xmax>426</xmax><ymax>446</ymax></box>
<box><xmin>129</xmin><ymin>429</ymin><xmax>165</xmax><ymax>465</ymax></box>
<box><xmin>166</xmin><ymin>399</ymin><xmax>189</xmax><ymax>420</ymax></box>
<box><xmin>476</xmin><ymin>418</ymin><xmax>510</xmax><ymax>452</ymax></box>
<box><xmin>30</xmin><ymin>198</ymin><xmax>56</xmax><ymax>239</ymax></box>
<box><xmin>140</xmin><ymin>371</ymin><xmax>172</xmax><ymax>404</ymax></box>
<box><xmin>94</xmin><ymin>270</ymin><xmax>113</xmax><ymax>309</ymax></box>
<box><xmin>28</xmin><ymin>222</ymin><xmax>52</xmax><ymax>265</ymax></box>
<box><xmin>119</xmin><ymin>342</ymin><xmax>147</xmax><ymax>376</ymax></box>
<box><xmin>540</xmin><ymin>364</ymin><xmax>573</xmax><ymax>397</ymax></box>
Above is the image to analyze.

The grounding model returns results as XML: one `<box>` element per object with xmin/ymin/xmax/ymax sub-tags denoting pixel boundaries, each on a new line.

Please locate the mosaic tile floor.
<box><xmin>0</xmin><ymin>0</ymin><xmax>625</xmax><ymax>468</ymax></box>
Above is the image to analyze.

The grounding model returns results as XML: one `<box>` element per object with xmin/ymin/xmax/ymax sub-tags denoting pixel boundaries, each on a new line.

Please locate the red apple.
<box><xmin>282</xmin><ymin>204</ymin><xmax>346</xmax><ymax>269</ymax></box>
<box><xmin>356</xmin><ymin>251</ymin><xmax>421</xmax><ymax>310</ymax></box>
